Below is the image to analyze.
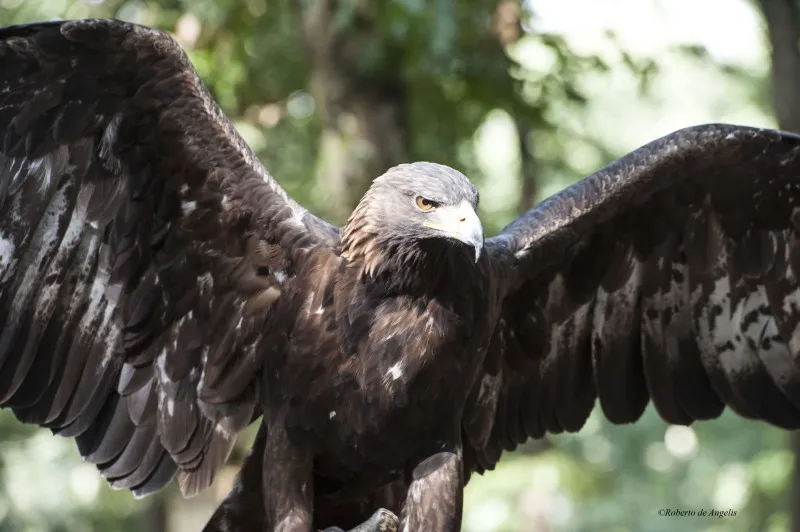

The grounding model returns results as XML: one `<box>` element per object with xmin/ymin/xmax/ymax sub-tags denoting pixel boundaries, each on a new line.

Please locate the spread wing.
<box><xmin>464</xmin><ymin>123</ymin><xmax>800</xmax><ymax>473</ymax></box>
<box><xmin>0</xmin><ymin>19</ymin><xmax>336</xmax><ymax>497</ymax></box>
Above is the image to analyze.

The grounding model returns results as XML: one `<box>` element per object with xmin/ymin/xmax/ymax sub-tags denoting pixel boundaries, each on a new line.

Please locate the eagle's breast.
<box><xmin>365</xmin><ymin>295</ymin><xmax>458</xmax><ymax>396</ymax></box>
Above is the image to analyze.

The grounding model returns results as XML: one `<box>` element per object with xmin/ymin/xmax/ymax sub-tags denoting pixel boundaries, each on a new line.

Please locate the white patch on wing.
<box><xmin>0</xmin><ymin>232</ymin><xmax>15</xmax><ymax>277</ymax></box>
<box><xmin>536</xmin><ymin>271</ymin><xmax>595</xmax><ymax>427</ymax></box>
<box><xmin>199</xmin><ymin>272</ymin><xmax>213</xmax><ymax>291</ymax></box>
<box><xmin>154</xmin><ymin>348</ymin><xmax>179</xmax><ymax>418</ymax></box>
<box><xmin>649</xmin><ymin>249</ymin><xmax>691</xmax><ymax>369</ymax></box>
<box><xmin>214</xmin><ymin>422</ymin><xmax>234</xmax><ymax>437</ymax></box>
<box><xmin>196</xmin><ymin>347</ymin><xmax>210</xmax><ymax>397</ymax></box>
<box><xmin>735</xmin><ymin>286</ymin><xmax>770</xmax><ymax>356</ymax></box>
<box><xmin>544</xmin><ymin>275</ymin><xmax>592</xmax><ymax>364</ymax></box>
<box><xmin>476</xmin><ymin>371</ymin><xmax>502</xmax><ymax>406</ymax></box>
<box><xmin>315</xmin><ymin>305</ymin><xmax>324</xmax><ymax>315</ymax></box>
<box><xmin>469</xmin><ymin>370</ymin><xmax>503</xmax><ymax>446</ymax></box>
<box><xmin>592</xmin><ymin>260</ymin><xmax>641</xmax><ymax>352</ymax></box>
<box><xmin>329</xmin><ymin>410</ymin><xmax>336</xmax><ymax>419</ymax></box>
<box><xmin>549</xmin><ymin>300</ymin><xmax>592</xmax><ymax>360</ymax></box>
<box><xmin>304</xmin><ymin>292</ymin><xmax>315</xmax><ymax>312</ymax></box>
<box><xmin>181</xmin><ymin>201</ymin><xmax>197</xmax><ymax>215</ymax></box>
<box><xmin>28</xmin><ymin>145</ymin><xmax>70</xmax><ymax>193</ymax></box>
<box><xmin>35</xmin><ymin>227</ymin><xmax>108</xmax><ymax>378</ymax></box>
<box><xmin>755</xmin><ymin>314</ymin><xmax>798</xmax><ymax>408</ymax></box>
<box><xmin>386</xmin><ymin>363</ymin><xmax>403</xmax><ymax>381</ymax></box>
<box><xmin>7</xmin><ymin>157</ymin><xmax>26</xmax><ymax>192</ymax></box>
<box><xmin>704</xmin><ymin>276</ymin><xmax>735</xmax><ymax>356</ymax></box>
<box><xmin>155</xmin><ymin>348</ymin><xmax>169</xmax><ymax>378</ymax></box>
<box><xmin>273</xmin><ymin>270</ymin><xmax>286</xmax><ymax>284</ymax></box>
<box><xmin>780</xmin><ymin>263</ymin><xmax>800</xmax><ymax>356</ymax></box>
<box><xmin>11</xmin><ymin>183</ymin><xmax>71</xmax><ymax>313</ymax></box>
<box><xmin>690</xmin><ymin>232</ymin><xmax>768</xmax><ymax>407</ymax></box>
<box><xmin>31</xmin><ymin>205</ymin><xmax>87</xmax><ymax>321</ymax></box>
<box><xmin>85</xmin><ymin>267</ymin><xmax>120</xmax><ymax>370</ymax></box>
<box><xmin>99</xmin><ymin>113</ymin><xmax>123</xmax><ymax>162</ymax></box>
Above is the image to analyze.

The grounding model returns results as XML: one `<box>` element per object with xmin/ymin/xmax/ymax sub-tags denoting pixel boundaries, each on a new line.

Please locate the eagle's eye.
<box><xmin>415</xmin><ymin>196</ymin><xmax>439</xmax><ymax>211</ymax></box>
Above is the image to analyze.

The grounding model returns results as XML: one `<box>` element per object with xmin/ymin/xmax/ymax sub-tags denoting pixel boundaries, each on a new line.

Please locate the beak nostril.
<box><xmin>459</xmin><ymin>217</ymin><xmax>466</xmax><ymax>222</ymax></box>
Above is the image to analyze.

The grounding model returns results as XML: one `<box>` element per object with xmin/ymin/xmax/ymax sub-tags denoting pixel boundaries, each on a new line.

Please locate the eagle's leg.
<box><xmin>262</xmin><ymin>423</ymin><xmax>314</xmax><ymax>531</ymax></box>
<box><xmin>319</xmin><ymin>508</ymin><xmax>399</xmax><ymax>532</ymax></box>
<box><xmin>399</xmin><ymin>451</ymin><xmax>463</xmax><ymax>532</ymax></box>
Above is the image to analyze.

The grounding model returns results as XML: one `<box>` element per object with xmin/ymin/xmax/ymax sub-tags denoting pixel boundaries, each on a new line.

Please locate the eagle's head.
<box><xmin>341</xmin><ymin>162</ymin><xmax>484</xmax><ymax>279</ymax></box>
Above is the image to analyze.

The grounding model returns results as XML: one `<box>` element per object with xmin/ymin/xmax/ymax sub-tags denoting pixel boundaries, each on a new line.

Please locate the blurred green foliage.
<box><xmin>0</xmin><ymin>1</ymin><xmax>793</xmax><ymax>531</ymax></box>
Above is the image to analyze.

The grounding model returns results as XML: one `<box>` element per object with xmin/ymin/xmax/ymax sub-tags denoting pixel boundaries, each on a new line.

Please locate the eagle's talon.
<box><xmin>371</xmin><ymin>508</ymin><xmax>399</xmax><ymax>532</ymax></box>
<box><xmin>321</xmin><ymin>508</ymin><xmax>399</xmax><ymax>532</ymax></box>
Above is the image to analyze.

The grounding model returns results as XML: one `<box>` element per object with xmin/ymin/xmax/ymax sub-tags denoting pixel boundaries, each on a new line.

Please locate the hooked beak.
<box><xmin>423</xmin><ymin>200</ymin><xmax>484</xmax><ymax>262</ymax></box>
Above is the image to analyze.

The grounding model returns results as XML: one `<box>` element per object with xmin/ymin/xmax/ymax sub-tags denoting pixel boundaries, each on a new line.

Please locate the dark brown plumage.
<box><xmin>4</xmin><ymin>18</ymin><xmax>800</xmax><ymax>532</ymax></box>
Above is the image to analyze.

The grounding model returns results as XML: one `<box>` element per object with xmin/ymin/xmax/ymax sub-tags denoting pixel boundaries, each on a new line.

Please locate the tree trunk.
<box><xmin>298</xmin><ymin>0</ymin><xmax>408</xmax><ymax>223</ymax></box>
<box><xmin>516</xmin><ymin>119</ymin><xmax>538</xmax><ymax>213</ymax></box>
<box><xmin>758</xmin><ymin>1</ymin><xmax>800</xmax><ymax>529</ymax></box>
<box><xmin>760</xmin><ymin>0</ymin><xmax>800</xmax><ymax>131</ymax></box>
<box><xmin>145</xmin><ymin>496</ymin><xmax>168</xmax><ymax>532</ymax></box>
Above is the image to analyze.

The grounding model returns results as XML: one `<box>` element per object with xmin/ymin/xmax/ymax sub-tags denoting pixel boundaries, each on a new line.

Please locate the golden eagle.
<box><xmin>2</xmin><ymin>18</ymin><xmax>800</xmax><ymax>532</ymax></box>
